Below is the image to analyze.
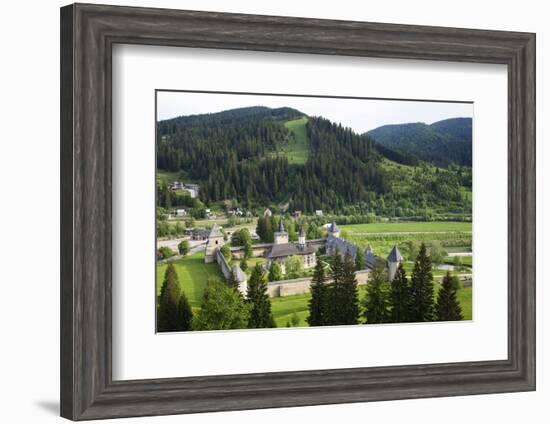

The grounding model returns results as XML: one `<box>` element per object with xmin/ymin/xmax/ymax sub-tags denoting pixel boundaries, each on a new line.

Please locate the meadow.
<box><xmin>156</xmin><ymin>251</ymin><xmax>223</xmax><ymax>313</ymax></box>
<box><xmin>281</xmin><ymin>117</ymin><xmax>309</xmax><ymax>164</ymax></box>
<box><xmin>157</xmin><ymin>249</ymin><xmax>472</xmax><ymax>328</ymax></box>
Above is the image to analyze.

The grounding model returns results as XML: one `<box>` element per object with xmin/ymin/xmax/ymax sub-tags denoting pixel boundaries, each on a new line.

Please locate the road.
<box><xmin>157</xmin><ymin>237</ymin><xmax>206</xmax><ymax>252</ymax></box>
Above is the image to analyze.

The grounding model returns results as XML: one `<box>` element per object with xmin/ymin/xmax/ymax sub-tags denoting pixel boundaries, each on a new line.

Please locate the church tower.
<box><xmin>327</xmin><ymin>221</ymin><xmax>340</xmax><ymax>238</ymax></box>
<box><xmin>274</xmin><ymin>218</ymin><xmax>289</xmax><ymax>245</ymax></box>
<box><xmin>387</xmin><ymin>245</ymin><xmax>403</xmax><ymax>281</ymax></box>
<box><xmin>204</xmin><ymin>224</ymin><xmax>224</xmax><ymax>263</ymax></box>
<box><xmin>298</xmin><ymin>226</ymin><xmax>306</xmax><ymax>247</ymax></box>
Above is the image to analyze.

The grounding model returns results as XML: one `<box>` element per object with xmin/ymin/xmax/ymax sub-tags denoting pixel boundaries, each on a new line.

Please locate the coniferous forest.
<box><xmin>157</xmin><ymin>106</ymin><xmax>472</xmax><ymax>218</ymax></box>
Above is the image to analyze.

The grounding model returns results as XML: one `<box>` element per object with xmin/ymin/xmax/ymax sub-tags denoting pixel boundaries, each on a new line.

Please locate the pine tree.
<box><xmin>409</xmin><ymin>242</ymin><xmax>435</xmax><ymax>322</ymax></box>
<box><xmin>355</xmin><ymin>248</ymin><xmax>365</xmax><ymax>270</ymax></box>
<box><xmin>157</xmin><ymin>264</ymin><xmax>193</xmax><ymax>331</ymax></box>
<box><xmin>247</xmin><ymin>264</ymin><xmax>276</xmax><ymax>328</ymax></box>
<box><xmin>176</xmin><ymin>291</ymin><xmax>193</xmax><ymax>331</ymax></box>
<box><xmin>362</xmin><ymin>258</ymin><xmax>389</xmax><ymax>324</ymax></box>
<box><xmin>390</xmin><ymin>263</ymin><xmax>411</xmax><ymax>323</ymax></box>
<box><xmin>227</xmin><ymin>270</ymin><xmax>240</xmax><ymax>291</ymax></box>
<box><xmin>436</xmin><ymin>272</ymin><xmax>463</xmax><ymax>321</ymax></box>
<box><xmin>326</xmin><ymin>249</ymin><xmax>344</xmax><ymax>325</ymax></box>
<box><xmin>340</xmin><ymin>252</ymin><xmax>360</xmax><ymax>324</ymax></box>
<box><xmin>307</xmin><ymin>259</ymin><xmax>328</xmax><ymax>326</ymax></box>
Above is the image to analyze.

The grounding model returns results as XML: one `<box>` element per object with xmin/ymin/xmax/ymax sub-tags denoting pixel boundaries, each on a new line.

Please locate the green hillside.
<box><xmin>282</xmin><ymin>117</ymin><xmax>309</xmax><ymax>164</ymax></box>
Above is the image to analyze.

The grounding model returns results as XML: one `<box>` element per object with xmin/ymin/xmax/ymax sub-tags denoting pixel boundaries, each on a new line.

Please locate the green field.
<box><xmin>156</xmin><ymin>251</ymin><xmax>223</xmax><ymax>311</ymax></box>
<box><xmin>157</xmin><ymin>248</ymin><xmax>472</xmax><ymax>327</ymax></box>
<box><xmin>271</xmin><ymin>282</ymin><xmax>472</xmax><ymax>326</ymax></box>
<box><xmin>341</xmin><ymin>221</ymin><xmax>472</xmax><ymax>234</ymax></box>
<box><xmin>282</xmin><ymin>117</ymin><xmax>309</xmax><ymax>164</ymax></box>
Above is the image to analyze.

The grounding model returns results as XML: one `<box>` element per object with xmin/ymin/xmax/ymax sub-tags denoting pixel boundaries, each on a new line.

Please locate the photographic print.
<box><xmin>155</xmin><ymin>91</ymin><xmax>473</xmax><ymax>333</ymax></box>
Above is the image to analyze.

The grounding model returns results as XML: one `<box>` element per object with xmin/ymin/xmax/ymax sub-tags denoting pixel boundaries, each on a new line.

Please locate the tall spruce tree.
<box><xmin>435</xmin><ymin>272</ymin><xmax>463</xmax><ymax>321</ymax></box>
<box><xmin>307</xmin><ymin>259</ymin><xmax>328</xmax><ymax>326</ymax></box>
<box><xmin>157</xmin><ymin>264</ymin><xmax>193</xmax><ymax>331</ymax></box>
<box><xmin>247</xmin><ymin>264</ymin><xmax>276</xmax><ymax>328</ymax></box>
<box><xmin>362</xmin><ymin>258</ymin><xmax>389</xmax><ymax>324</ymax></box>
<box><xmin>409</xmin><ymin>242</ymin><xmax>435</xmax><ymax>322</ymax></box>
<box><xmin>327</xmin><ymin>249</ymin><xmax>344</xmax><ymax>325</ymax></box>
<box><xmin>390</xmin><ymin>263</ymin><xmax>411</xmax><ymax>323</ymax></box>
<box><xmin>340</xmin><ymin>252</ymin><xmax>360</xmax><ymax>324</ymax></box>
<box><xmin>176</xmin><ymin>292</ymin><xmax>193</xmax><ymax>331</ymax></box>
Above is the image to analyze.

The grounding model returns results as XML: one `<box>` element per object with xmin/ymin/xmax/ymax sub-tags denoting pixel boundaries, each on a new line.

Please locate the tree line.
<box><xmin>157</xmin><ymin>107</ymin><xmax>471</xmax><ymax>215</ymax></box>
<box><xmin>308</xmin><ymin>242</ymin><xmax>463</xmax><ymax>326</ymax></box>
<box><xmin>157</xmin><ymin>241</ymin><xmax>463</xmax><ymax>332</ymax></box>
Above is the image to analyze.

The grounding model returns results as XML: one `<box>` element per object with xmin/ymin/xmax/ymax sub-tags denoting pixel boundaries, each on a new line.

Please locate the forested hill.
<box><xmin>366</xmin><ymin>117</ymin><xmax>472</xmax><ymax>167</ymax></box>
<box><xmin>157</xmin><ymin>107</ymin><xmax>472</xmax><ymax>217</ymax></box>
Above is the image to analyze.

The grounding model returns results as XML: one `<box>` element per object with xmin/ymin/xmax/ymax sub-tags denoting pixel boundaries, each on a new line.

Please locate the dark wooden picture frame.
<box><xmin>60</xmin><ymin>3</ymin><xmax>536</xmax><ymax>421</ymax></box>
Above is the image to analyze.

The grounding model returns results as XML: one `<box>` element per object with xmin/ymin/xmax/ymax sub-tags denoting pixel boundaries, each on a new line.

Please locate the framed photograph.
<box><xmin>60</xmin><ymin>3</ymin><xmax>536</xmax><ymax>420</ymax></box>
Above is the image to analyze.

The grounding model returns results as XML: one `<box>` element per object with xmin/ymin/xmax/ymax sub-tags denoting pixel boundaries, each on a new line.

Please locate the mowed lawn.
<box><xmin>283</xmin><ymin>117</ymin><xmax>309</xmax><ymax>164</ymax></box>
<box><xmin>341</xmin><ymin>221</ymin><xmax>472</xmax><ymax>234</ymax></box>
<box><xmin>156</xmin><ymin>251</ymin><xmax>223</xmax><ymax>310</ymax></box>
<box><xmin>157</xmin><ymin>251</ymin><xmax>472</xmax><ymax>326</ymax></box>
<box><xmin>271</xmin><ymin>282</ymin><xmax>472</xmax><ymax>327</ymax></box>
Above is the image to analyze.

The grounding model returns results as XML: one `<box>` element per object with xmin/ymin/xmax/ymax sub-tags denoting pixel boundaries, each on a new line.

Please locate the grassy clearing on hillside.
<box><xmin>282</xmin><ymin>117</ymin><xmax>309</xmax><ymax>164</ymax></box>
<box><xmin>156</xmin><ymin>251</ymin><xmax>223</xmax><ymax>311</ymax></box>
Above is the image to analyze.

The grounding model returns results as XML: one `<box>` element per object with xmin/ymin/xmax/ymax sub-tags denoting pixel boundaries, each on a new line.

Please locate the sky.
<box><xmin>157</xmin><ymin>91</ymin><xmax>473</xmax><ymax>134</ymax></box>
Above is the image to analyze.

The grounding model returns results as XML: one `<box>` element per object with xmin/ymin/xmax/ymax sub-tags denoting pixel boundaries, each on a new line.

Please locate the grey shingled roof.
<box><xmin>232</xmin><ymin>265</ymin><xmax>247</xmax><ymax>283</ymax></box>
<box><xmin>387</xmin><ymin>245</ymin><xmax>403</xmax><ymax>262</ymax></box>
<box><xmin>267</xmin><ymin>242</ymin><xmax>315</xmax><ymax>259</ymax></box>
<box><xmin>277</xmin><ymin>218</ymin><xmax>286</xmax><ymax>232</ymax></box>
<box><xmin>208</xmin><ymin>224</ymin><xmax>222</xmax><ymax>238</ymax></box>
<box><xmin>326</xmin><ymin>234</ymin><xmax>357</xmax><ymax>259</ymax></box>
<box><xmin>329</xmin><ymin>221</ymin><xmax>339</xmax><ymax>233</ymax></box>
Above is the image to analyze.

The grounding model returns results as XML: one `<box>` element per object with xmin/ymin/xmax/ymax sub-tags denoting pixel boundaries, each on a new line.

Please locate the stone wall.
<box><xmin>267</xmin><ymin>269</ymin><xmax>370</xmax><ymax>297</ymax></box>
<box><xmin>214</xmin><ymin>248</ymin><xmax>232</xmax><ymax>280</ymax></box>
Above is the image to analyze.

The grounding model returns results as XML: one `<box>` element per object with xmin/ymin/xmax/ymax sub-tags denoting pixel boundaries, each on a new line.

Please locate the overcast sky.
<box><xmin>157</xmin><ymin>91</ymin><xmax>473</xmax><ymax>134</ymax></box>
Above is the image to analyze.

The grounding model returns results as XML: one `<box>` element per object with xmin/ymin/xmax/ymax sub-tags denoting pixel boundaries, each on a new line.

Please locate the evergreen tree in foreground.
<box><xmin>307</xmin><ymin>259</ymin><xmax>328</xmax><ymax>326</ymax></box>
<box><xmin>247</xmin><ymin>264</ymin><xmax>276</xmax><ymax>328</ymax></box>
<box><xmin>436</xmin><ymin>272</ymin><xmax>463</xmax><ymax>321</ymax></box>
<box><xmin>340</xmin><ymin>252</ymin><xmax>360</xmax><ymax>324</ymax></box>
<box><xmin>327</xmin><ymin>249</ymin><xmax>344</xmax><ymax>325</ymax></box>
<box><xmin>227</xmin><ymin>270</ymin><xmax>240</xmax><ymax>292</ymax></box>
<box><xmin>176</xmin><ymin>292</ymin><xmax>193</xmax><ymax>331</ymax></box>
<box><xmin>390</xmin><ymin>263</ymin><xmax>411</xmax><ymax>323</ymax></box>
<box><xmin>409</xmin><ymin>242</ymin><xmax>435</xmax><ymax>322</ymax></box>
<box><xmin>157</xmin><ymin>263</ymin><xmax>193</xmax><ymax>331</ymax></box>
<box><xmin>355</xmin><ymin>248</ymin><xmax>366</xmax><ymax>270</ymax></box>
<box><xmin>363</xmin><ymin>258</ymin><xmax>389</xmax><ymax>324</ymax></box>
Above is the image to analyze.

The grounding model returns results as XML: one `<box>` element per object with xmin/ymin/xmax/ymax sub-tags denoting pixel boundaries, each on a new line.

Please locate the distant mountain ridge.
<box><xmin>159</xmin><ymin>106</ymin><xmax>304</xmax><ymax>130</ymax></box>
<box><xmin>366</xmin><ymin>117</ymin><xmax>472</xmax><ymax>167</ymax></box>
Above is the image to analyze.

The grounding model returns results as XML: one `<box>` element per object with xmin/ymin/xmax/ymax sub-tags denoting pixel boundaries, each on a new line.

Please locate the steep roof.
<box><xmin>299</xmin><ymin>226</ymin><xmax>305</xmax><ymax>237</ymax></box>
<box><xmin>328</xmin><ymin>221</ymin><xmax>339</xmax><ymax>233</ymax></box>
<box><xmin>208</xmin><ymin>224</ymin><xmax>222</xmax><ymax>238</ymax></box>
<box><xmin>387</xmin><ymin>245</ymin><xmax>403</xmax><ymax>262</ymax></box>
<box><xmin>266</xmin><ymin>242</ymin><xmax>315</xmax><ymax>259</ymax></box>
<box><xmin>326</xmin><ymin>234</ymin><xmax>357</xmax><ymax>258</ymax></box>
<box><xmin>277</xmin><ymin>218</ymin><xmax>286</xmax><ymax>233</ymax></box>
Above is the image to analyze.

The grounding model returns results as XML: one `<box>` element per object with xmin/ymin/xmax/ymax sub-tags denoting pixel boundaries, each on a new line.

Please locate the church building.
<box><xmin>265</xmin><ymin>219</ymin><xmax>317</xmax><ymax>274</ymax></box>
